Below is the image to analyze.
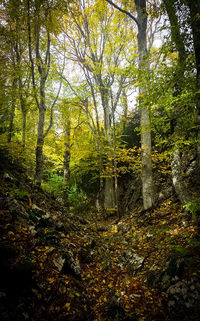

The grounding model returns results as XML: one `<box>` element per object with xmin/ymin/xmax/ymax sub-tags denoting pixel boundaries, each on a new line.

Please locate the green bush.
<box><xmin>185</xmin><ymin>198</ymin><xmax>200</xmax><ymax>220</ymax></box>
<box><xmin>42</xmin><ymin>173</ymin><xmax>65</xmax><ymax>197</ymax></box>
<box><xmin>68</xmin><ymin>184</ymin><xmax>86</xmax><ymax>205</ymax></box>
<box><xmin>11</xmin><ymin>186</ymin><xmax>30</xmax><ymax>199</ymax></box>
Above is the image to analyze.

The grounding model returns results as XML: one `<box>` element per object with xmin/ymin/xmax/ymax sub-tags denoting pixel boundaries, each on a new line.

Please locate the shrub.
<box><xmin>42</xmin><ymin>173</ymin><xmax>65</xmax><ymax>197</ymax></box>
<box><xmin>68</xmin><ymin>184</ymin><xmax>86</xmax><ymax>205</ymax></box>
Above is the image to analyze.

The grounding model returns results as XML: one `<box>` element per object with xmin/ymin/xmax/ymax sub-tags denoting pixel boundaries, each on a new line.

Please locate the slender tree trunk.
<box><xmin>8</xmin><ymin>78</ymin><xmax>17</xmax><ymax>143</ymax></box>
<box><xmin>100</xmin><ymin>85</ymin><xmax>116</xmax><ymax>211</ymax></box>
<box><xmin>63</xmin><ymin>121</ymin><xmax>71</xmax><ymax>208</ymax></box>
<box><xmin>105</xmin><ymin>0</ymin><xmax>153</xmax><ymax>209</ymax></box>
<box><xmin>112</xmin><ymin>110</ymin><xmax>119</xmax><ymax>215</ymax></box>
<box><xmin>135</xmin><ymin>0</ymin><xmax>153</xmax><ymax>210</ymax></box>
<box><xmin>8</xmin><ymin>100</ymin><xmax>15</xmax><ymax>143</ymax></box>
<box><xmin>122</xmin><ymin>89</ymin><xmax>128</xmax><ymax>132</ymax></box>
<box><xmin>90</xmin><ymin>81</ymin><xmax>104</xmax><ymax>208</ymax></box>
<box><xmin>35</xmin><ymin>107</ymin><xmax>45</xmax><ymax>184</ymax></box>
<box><xmin>22</xmin><ymin>109</ymin><xmax>27</xmax><ymax>147</ymax></box>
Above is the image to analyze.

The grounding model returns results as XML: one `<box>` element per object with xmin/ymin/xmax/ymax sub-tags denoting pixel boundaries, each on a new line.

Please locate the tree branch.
<box><xmin>105</xmin><ymin>0</ymin><xmax>138</xmax><ymax>26</ymax></box>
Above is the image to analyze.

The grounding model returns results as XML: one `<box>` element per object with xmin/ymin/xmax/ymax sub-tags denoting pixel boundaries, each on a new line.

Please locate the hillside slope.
<box><xmin>0</xmin><ymin>147</ymin><xmax>200</xmax><ymax>321</ymax></box>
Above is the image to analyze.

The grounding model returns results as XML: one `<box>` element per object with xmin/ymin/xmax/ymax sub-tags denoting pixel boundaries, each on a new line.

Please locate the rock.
<box><xmin>118</xmin><ymin>250</ymin><xmax>145</xmax><ymax>271</ymax></box>
<box><xmin>166</xmin><ymin>278</ymin><xmax>200</xmax><ymax>320</ymax></box>
<box><xmin>78</xmin><ymin>247</ymin><xmax>93</xmax><ymax>264</ymax></box>
<box><xmin>61</xmin><ymin>249</ymin><xmax>81</xmax><ymax>278</ymax></box>
<box><xmin>5</xmin><ymin>196</ymin><xmax>29</xmax><ymax>219</ymax></box>
<box><xmin>31</xmin><ymin>204</ymin><xmax>46</xmax><ymax>217</ymax></box>
<box><xmin>28</xmin><ymin>225</ymin><xmax>37</xmax><ymax>236</ymax></box>
<box><xmin>37</xmin><ymin>228</ymin><xmax>61</xmax><ymax>245</ymax></box>
<box><xmin>78</xmin><ymin>239</ymin><xmax>96</xmax><ymax>264</ymax></box>
<box><xmin>147</xmin><ymin>256</ymin><xmax>184</xmax><ymax>290</ymax></box>
<box><xmin>165</xmin><ymin>257</ymin><xmax>184</xmax><ymax>278</ymax></box>
<box><xmin>106</xmin><ymin>291</ymin><xmax>131</xmax><ymax>321</ymax></box>
<box><xmin>158</xmin><ymin>187</ymin><xmax>173</xmax><ymax>202</ymax></box>
<box><xmin>147</xmin><ymin>269</ymin><xmax>164</xmax><ymax>288</ymax></box>
<box><xmin>3</xmin><ymin>172</ymin><xmax>14</xmax><ymax>182</ymax></box>
<box><xmin>53</xmin><ymin>255</ymin><xmax>65</xmax><ymax>272</ymax></box>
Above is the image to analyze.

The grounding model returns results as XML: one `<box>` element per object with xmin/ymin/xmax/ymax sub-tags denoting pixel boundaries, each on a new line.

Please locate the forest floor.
<box><xmin>0</xmin><ymin>149</ymin><xmax>200</xmax><ymax>321</ymax></box>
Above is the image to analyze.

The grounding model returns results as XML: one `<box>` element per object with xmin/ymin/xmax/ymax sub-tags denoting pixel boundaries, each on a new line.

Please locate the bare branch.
<box><xmin>105</xmin><ymin>0</ymin><xmax>138</xmax><ymax>26</ymax></box>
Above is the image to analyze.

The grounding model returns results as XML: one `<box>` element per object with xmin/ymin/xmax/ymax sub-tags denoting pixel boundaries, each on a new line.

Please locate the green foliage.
<box><xmin>184</xmin><ymin>198</ymin><xmax>200</xmax><ymax>220</ymax></box>
<box><xmin>169</xmin><ymin>245</ymin><xmax>188</xmax><ymax>256</ymax></box>
<box><xmin>68</xmin><ymin>184</ymin><xmax>86</xmax><ymax>205</ymax></box>
<box><xmin>11</xmin><ymin>186</ymin><xmax>30</xmax><ymax>199</ymax></box>
<box><xmin>42</xmin><ymin>173</ymin><xmax>65</xmax><ymax>197</ymax></box>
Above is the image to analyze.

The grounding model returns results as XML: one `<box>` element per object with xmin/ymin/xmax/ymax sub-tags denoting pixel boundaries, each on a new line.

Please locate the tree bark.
<box><xmin>8</xmin><ymin>100</ymin><xmax>15</xmax><ymax>143</ymax></box>
<box><xmin>22</xmin><ymin>108</ymin><xmax>27</xmax><ymax>147</ymax></box>
<box><xmin>8</xmin><ymin>78</ymin><xmax>17</xmax><ymax>143</ymax></box>
<box><xmin>135</xmin><ymin>0</ymin><xmax>153</xmax><ymax>210</ymax></box>
<box><xmin>63</xmin><ymin>120</ymin><xmax>71</xmax><ymax>208</ymax></box>
<box><xmin>186</xmin><ymin>1</ymin><xmax>200</xmax><ymax>156</ymax></box>
<box><xmin>35</xmin><ymin>107</ymin><xmax>45</xmax><ymax>184</ymax></box>
<box><xmin>100</xmin><ymin>84</ymin><xmax>116</xmax><ymax>211</ymax></box>
<box><xmin>171</xmin><ymin>149</ymin><xmax>190</xmax><ymax>205</ymax></box>
<box><xmin>105</xmin><ymin>0</ymin><xmax>154</xmax><ymax>210</ymax></box>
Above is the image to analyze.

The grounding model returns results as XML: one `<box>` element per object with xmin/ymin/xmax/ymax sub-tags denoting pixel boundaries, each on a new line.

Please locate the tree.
<box><xmin>106</xmin><ymin>0</ymin><xmax>154</xmax><ymax>210</ymax></box>
<box><xmin>184</xmin><ymin>0</ymin><xmax>200</xmax><ymax>155</ymax></box>
<box><xmin>27</xmin><ymin>0</ymin><xmax>64</xmax><ymax>185</ymax></box>
<box><xmin>63</xmin><ymin>0</ymin><xmax>135</xmax><ymax>211</ymax></box>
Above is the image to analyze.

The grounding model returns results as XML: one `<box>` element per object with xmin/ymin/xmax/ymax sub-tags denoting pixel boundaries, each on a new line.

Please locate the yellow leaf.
<box><xmin>64</xmin><ymin>302</ymin><xmax>71</xmax><ymax>311</ymax></box>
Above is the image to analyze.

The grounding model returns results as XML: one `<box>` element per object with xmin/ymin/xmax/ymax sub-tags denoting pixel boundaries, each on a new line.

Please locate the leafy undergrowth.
<box><xmin>0</xmin><ymin>156</ymin><xmax>200</xmax><ymax>320</ymax></box>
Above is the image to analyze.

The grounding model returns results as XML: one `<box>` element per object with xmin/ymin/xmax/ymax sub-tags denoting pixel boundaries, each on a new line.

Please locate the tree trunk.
<box><xmin>186</xmin><ymin>1</ymin><xmax>200</xmax><ymax>156</ymax></box>
<box><xmin>22</xmin><ymin>109</ymin><xmax>27</xmax><ymax>147</ymax></box>
<box><xmin>171</xmin><ymin>149</ymin><xmax>190</xmax><ymax>205</ymax></box>
<box><xmin>63</xmin><ymin>124</ymin><xmax>71</xmax><ymax>208</ymax></box>
<box><xmin>100</xmin><ymin>85</ymin><xmax>116</xmax><ymax>211</ymax></box>
<box><xmin>104</xmin><ymin>177</ymin><xmax>116</xmax><ymax>210</ymax></box>
<box><xmin>135</xmin><ymin>0</ymin><xmax>153</xmax><ymax>210</ymax></box>
<box><xmin>8</xmin><ymin>100</ymin><xmax>15</xmax><ymax>143</ymax></box>
<box><xmin>140</xmin><ymin>106</ymin><xmax>153</xmax><ymax>209</ymax></box>
<box><xmin>122</xmin><ymin>89</ymin><xmax>128</xmax><ymax>131</ymax></box>
<box><xmin>35</xmin><ymin>107</ymin><xmax>45</xmax><ymax>185</ymax></box>
<box><xmin>164</xmin><ymin>0</ymin><xmax>191</xmax><ymax>205</ymax></box>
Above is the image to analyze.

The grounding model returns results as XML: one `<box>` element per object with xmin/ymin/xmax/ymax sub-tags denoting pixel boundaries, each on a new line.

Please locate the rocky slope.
<box><xmin>0</xmin><ymin>147</ymin><xmax>200</xmax><ymax>321</ymax></box>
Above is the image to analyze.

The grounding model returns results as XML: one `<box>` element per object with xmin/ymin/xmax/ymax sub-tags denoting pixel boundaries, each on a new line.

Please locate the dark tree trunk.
<box><xmin>187</xmin><ymin>0</ymin><xmax>200</xmax><ymax>111</ymax></box>
<box><xmin>22</xmin><ymin>109</ymin><xmax>27</xmax><ymax>148</ymax></box>
<box><xmin>186</xmin><ymin>1</ymin><xmax>200</xmax><ymax>157</ymax></box>
<box><xmin>8</xmin><ymin>101</ymin><xmax>15</xmax><ymax>143</ymax></box>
